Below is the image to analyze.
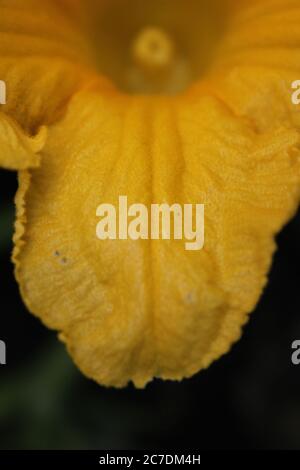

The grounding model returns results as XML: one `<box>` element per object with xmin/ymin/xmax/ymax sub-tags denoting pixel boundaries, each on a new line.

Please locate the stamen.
<box><xmin>132</xmin><ymin>27</ymin><xmax>175</xmax><ymax>73</ymax></box>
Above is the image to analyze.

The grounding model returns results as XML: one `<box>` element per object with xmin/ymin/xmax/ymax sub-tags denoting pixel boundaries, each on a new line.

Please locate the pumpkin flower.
<box><xmin>1</xmin><ymin>0</ymin><xmax>300</xmax><ymax>388</ymax></box>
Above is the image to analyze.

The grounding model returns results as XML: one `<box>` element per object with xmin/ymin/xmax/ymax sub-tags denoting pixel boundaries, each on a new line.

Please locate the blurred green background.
<box><xmin>1</xmin><ymin>169</ymin><xmax>300</xmax><ymax>450</ymax></box>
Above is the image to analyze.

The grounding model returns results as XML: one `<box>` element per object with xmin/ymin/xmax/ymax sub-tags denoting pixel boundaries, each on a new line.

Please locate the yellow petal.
<box><xmin>1</xmin><ymin>0</ymin><xmax>300</xmax><ymax>388</ymax></box>
<box><xmin>0</xmin><ymin>112</ymin><xmax>46</xmax><ymax>170</ymax></box>
<box><xmin>0</xmin><ymin>0</ymin><xmax>95</xmax><ymax>133</ymax></box>
<box><xmin>14</xmin><ymin>90</ymin><xmax>300</xmax><ymax>387</ymax></box>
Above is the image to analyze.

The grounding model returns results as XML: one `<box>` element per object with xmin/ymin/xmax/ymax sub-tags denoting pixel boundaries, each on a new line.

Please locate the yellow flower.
<box><xmin>1</xmin><ymin>0</ymin><xmax>300</xmax><ymax>388</ymax></box>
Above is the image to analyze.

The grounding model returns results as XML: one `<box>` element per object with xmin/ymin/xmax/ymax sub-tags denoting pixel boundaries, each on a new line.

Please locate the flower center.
<box><xmin>82</xmin><ymin>0</ymin><xmax>229</xmax><ymax>95</ymax></box>
<box><xmin>132</xmin><ymin>27</ymin><xmax>175</xmax><ymax>73</ymax></box>
<box><xmin>128</xmin><ymin>26</ymin><xmax>191</xmax><ymax>95</ymax></box>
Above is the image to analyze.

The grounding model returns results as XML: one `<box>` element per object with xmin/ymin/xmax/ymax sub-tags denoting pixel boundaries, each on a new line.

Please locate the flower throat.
<box><xmin>82</xmin><ymin>0</ymin><xmax>229</xmax><ymax>95</ymax></box>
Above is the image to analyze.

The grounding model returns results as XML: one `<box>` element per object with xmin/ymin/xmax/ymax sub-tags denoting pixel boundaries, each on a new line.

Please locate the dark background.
<box><xmin>1</xmin><ymin>168</ymin><xmax>300</xmax><ymax>451</ymax></box>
